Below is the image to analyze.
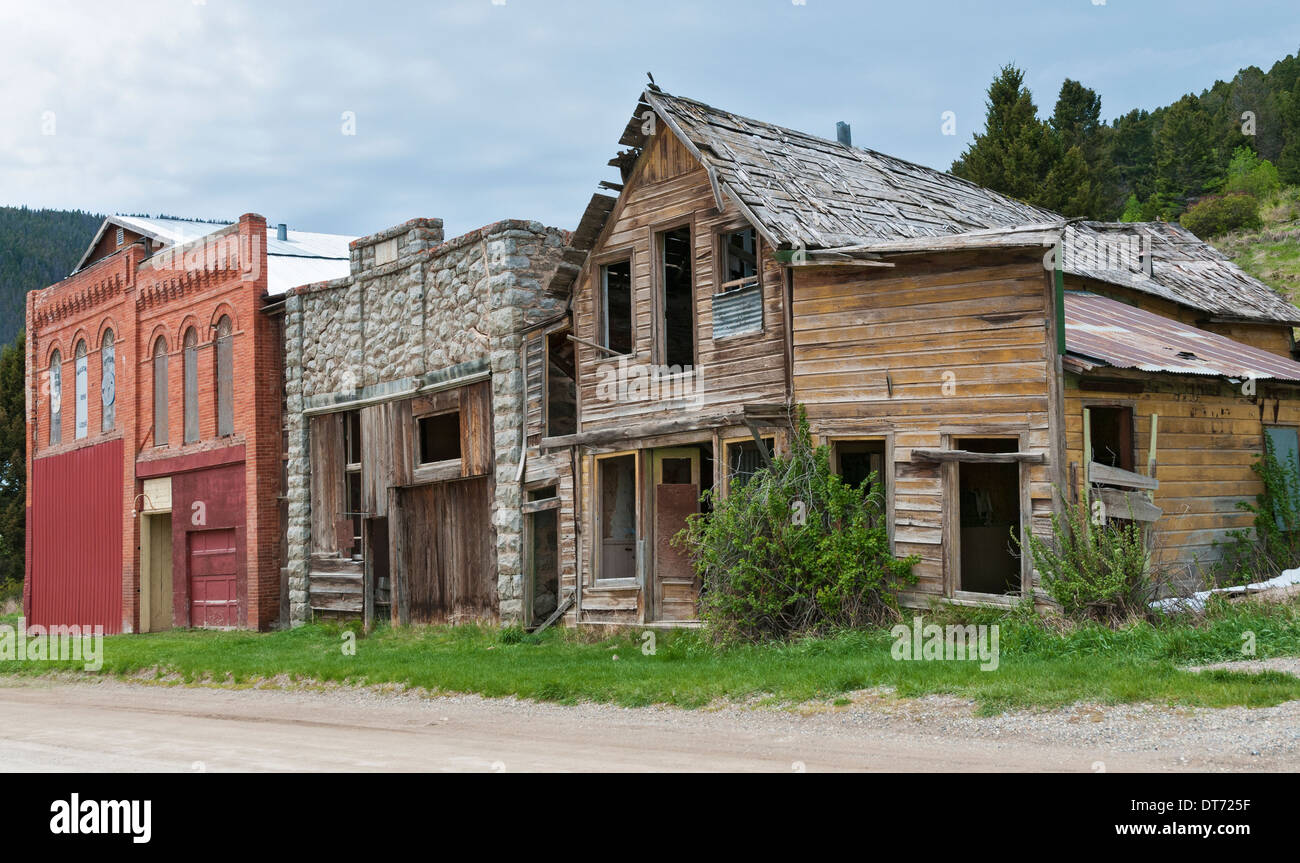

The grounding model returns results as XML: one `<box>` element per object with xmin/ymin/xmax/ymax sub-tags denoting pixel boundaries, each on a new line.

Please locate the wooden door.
<box><xmin>652</xmin><ymin>448</ymin><xmax>701</xmax><ymax>622</ymax></box>
<box><xmin>188</xmin><ymin>528</ymin><xmax>238</xmax><ymax>628</ymax></box>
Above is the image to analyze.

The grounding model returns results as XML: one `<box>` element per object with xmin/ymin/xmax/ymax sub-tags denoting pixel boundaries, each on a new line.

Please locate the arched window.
<box><xmin>183</xmin><ymin>328</ymin><xmax>199</xmax><ymax>444</ymax></box>
<box><xmin>48</xmin><ymin>350</ymin><xmax>62</xmax><ymax>446</ymax></box>
<box><xmin>100</xmin><ymin>330</ymin><xmax>116</xmax><ymax>432</ymax></box>
<box><xmin>215</xmin><ymin>316</ymin><xmax>233</xmax><ymax>436</ymax></box>
<box><xmin>74</xmin><ymin>340</ymin><xmax>88</xmax><ymax>439</ymax></box>
<box><xmin>153</xmin><ymin>337</ymin><xmax>168</xmax><ymax>446</ymax></box>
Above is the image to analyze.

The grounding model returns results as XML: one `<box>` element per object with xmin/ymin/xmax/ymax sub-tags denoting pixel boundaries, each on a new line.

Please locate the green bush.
<box><xmin>1019</xmin><ymin>497</ymin><xmax>1156</xmax><ymax>622</ymax></box>
<box><xmin>675</xmin><ymin>407</ymin><xmax>917</xmax><ymax>643</ymax></box>
<box><xmin>1223</xmin><ymin>147</ymin><xmax>1282</xmax><ymax>200</ymax></box>
<box><xmin>1179</xmin><ymin>193</ymin><xmax>1262</xmax><ymax>238</ymax></box>
<box><xmin>1214</xmin><ymin>436</ymin><xmax>1300</xmax><ymax>584</ymax></box>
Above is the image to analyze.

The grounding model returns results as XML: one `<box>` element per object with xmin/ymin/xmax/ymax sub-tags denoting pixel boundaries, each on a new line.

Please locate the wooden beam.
<box><xmin>566</xmin><ymin>333</ymin><xmax>624</xmax><ymax>358</ymax></box>
<box><xmin>1096</xmin><ymin>487</ymin><xmax>1162</xmax><ymax>522</ymax></box>
<box><xmin>540</xmin><ymin>410</ymin><xmax>748</xmax><ymax>451</ymax></box>
<box><xmin>1089</xmin><ymin>461</ymin><xmax>1158</xmax><ymax>490</ymax></box>
<box><xmin>910</xmin><ymin>449</ymin><xmax>1045</xmax><ymax>465</ymax></box>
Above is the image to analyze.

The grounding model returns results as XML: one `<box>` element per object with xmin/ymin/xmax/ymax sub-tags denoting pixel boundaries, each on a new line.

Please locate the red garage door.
<box><xmin>188</xmin><ymin>529</ymin><xmax>238</xmax><ymax>628</ymax></box>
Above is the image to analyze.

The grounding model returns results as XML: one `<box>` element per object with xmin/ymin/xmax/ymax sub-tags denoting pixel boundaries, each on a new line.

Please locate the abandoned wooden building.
<box><xmin>539</xmin><ymin>87</ymin><xmax>1300</xmax><ymax>624</ymax></box>
<box><xmin>277</xmin><ymin>217</ymin><xmax>574</xmax><ymax>627</ymax></box>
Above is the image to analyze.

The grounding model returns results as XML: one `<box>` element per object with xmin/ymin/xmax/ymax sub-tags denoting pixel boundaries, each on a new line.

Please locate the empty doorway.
<box><xmin>955</xmin><ymin>438</ymin><xmax>1022</xmax><ymax>595</ymax></box>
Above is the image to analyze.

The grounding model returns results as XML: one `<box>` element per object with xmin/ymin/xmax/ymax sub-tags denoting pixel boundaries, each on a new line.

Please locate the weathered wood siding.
<box><xmin>1064</xmin><ymin>375</ymin><xmax>1300</xmax><ymax>582</ymax></box>
<box><xmin>571</xmin><ymin>128</ymin><xmax>789</xmax><ymax>430</ymax></box>
<box><xmin>396</xmin><ymin>476</ymin><xmax>496</xmax><ymax>623</ymax></box>
<box><xmin>792</xmin><ymin>250</ymin><xmax>1057</xmax><ymax>597</ymax></box>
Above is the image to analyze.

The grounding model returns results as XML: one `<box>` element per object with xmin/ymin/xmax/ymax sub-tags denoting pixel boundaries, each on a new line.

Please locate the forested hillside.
<box><xmin>0</xmin><ymin>206</ymin><xmax>102</xmax><ymax>346</ymax></box>
<box><xmin>952</xmin><ymin>52</ymin><xmax>1300</xmax><ymax>224</ymax></box>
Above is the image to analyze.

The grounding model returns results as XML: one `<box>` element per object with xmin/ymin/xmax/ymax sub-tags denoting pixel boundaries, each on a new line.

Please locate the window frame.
<box><xmin>595</xmin><ymin>249</ymin><xmax>635</xmax><ymax>357</ymax></box>
<box><xmin>416</xmin><ymin>409</ymin><xmax>463</xmax><ymax>466</ymax></box>
<box><xmin>48</xmin><ymin>349</ymin><xmax>62</xmax><ymax>446</ymax></box>
<box><xmin>722</xmin><ymin>434</ymin><xmax>775</xmax><ymax>497</ymax></box>
<box><xmin>100</xmin><ymin>329</ymin><xmax>116</xmax><ymax>432</ymax></box>
<box><xmin>652</xmin><ymin>219</ymin><xmax>697</xmax><ymax>369</ymax></box>
<box><xmin>182</xmin><ymin>327</ymin><xmax>200</xmax><ymax>444</ymax></box>
<box><xmin>593</xmin><ymin>450</ymin><xmax>640</xmax><ymax>585</ymax></box>
<box><xmin>152</xmin><ymin>337</ymin><xmax>169</xmax><ymax>447</ymax></box>
<box><xmin>714</xmin><ymin>224</ymin><xmax>763</xmax><ymax>295</ymax></box>
<box><xmin>215</xmin><ymin>316</ymin><xmax>234</xmax><ymax>437</ymax></box>
<box><xmin>73</xmin><ymin>340</ymin><xmax>88</xmax><ymax>440</ymax></box>
<box><xmin>827</xmin><ymin>433</ymin><xmax>894</xmax><ymax>548</ymax></box>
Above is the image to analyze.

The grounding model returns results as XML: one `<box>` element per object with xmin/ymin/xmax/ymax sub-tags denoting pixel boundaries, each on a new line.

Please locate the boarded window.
<box><xmin>546</xmin><ymin>329</ymin><xmax>576</xmax><ymax>436</ymax></box>
<box><xmin>74</xmin><ymin>340</ymin><xmax>88</xmax><ymax>440</ymax></box>
<box><xmin>100</xmin><ymin>330</ymin><xmax>115</xmax><ymax>432</ymax></box>
<box><xmin>418</xmin><ymin>411</ymin><xmax>461</xmax><ymax>464</ymax></box>
<box><xmin>48</xmin><ymin>350</ymin><xmax>61</xmax><ymax>446</ymax></box>
<box><xmin>598</xmin><ymin>454</ymin><xmax>637</xmax><ymax>580</ymax></box>
<box><xmin>659</xmin><ymin>227</ymin><xmax>694</xmax><ymax>368</ymax></box>
<box><xmin>711</xmin><ymin>284</ymin><xmax>763</xmax><ymax>339</ymax></box>
<box><xmin>153</xmin><ymin>338</ymin><xmax>168</xmax><ymax>446</ymax></box>
<box><xmin>183</xmin><ymin>328</ymin><xmax>199</xmax><ymax>444</ymax></box>
<box><xmin>373</xmin><ymin>237</ymin><xmax>399</xmax><ymax>266</ymax></box>
<box><xmin>727</xmin><ymin>438</ymin><xmax>773</xmax><ymax>492</ymax></box>
<box><xmin>600</xmin><ymin>260</ymin><xmax>632</xmax><ymax>355</ymax></box>
<box><xmin>215</xmin><ymin>316</ymin><xmax>234</xmax><ymax>436</ymax></box>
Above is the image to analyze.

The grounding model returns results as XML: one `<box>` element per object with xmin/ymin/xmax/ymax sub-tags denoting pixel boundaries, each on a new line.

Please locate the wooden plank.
<box><xmin>460</xmin><ymin>380</ymin><xmax>494</xmax><ymax>477</ymax></box>
<box><xmin>1095</xmin><ymin>488</ymin><xmax>1162</xmax><ymax>522</ymax></box>
<box><xmin>1089</xmin><ymin>461</ymin><xmax>1158</xmax><ymax>490</ymax></box>
<box><xmin>309</xmin><ymin>412</ymin><xmax>346</xmax><ymax>555</ymax></box>
<box><xmin>911</xmin><ymin>449</ymin><xmax>1045</xmax><ymax>464</ymax></box>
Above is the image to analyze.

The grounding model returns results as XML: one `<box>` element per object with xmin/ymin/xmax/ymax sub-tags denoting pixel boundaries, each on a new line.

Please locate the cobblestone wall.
<box><xmin>283</xmin><ymin>218</ymin><xmax>566</xmax><ymax>624</ymax></box>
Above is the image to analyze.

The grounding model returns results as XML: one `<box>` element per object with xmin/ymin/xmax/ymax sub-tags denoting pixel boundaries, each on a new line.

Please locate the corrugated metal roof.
<box><xmin>1064</xmin><ymin>291</ymin><xmax>1300</xmax><ymax>382</ymax></box>
<box><xmin>77</xmin><ymin>215</ymin><xmax>355</xmax><ymax>295</ymax></box>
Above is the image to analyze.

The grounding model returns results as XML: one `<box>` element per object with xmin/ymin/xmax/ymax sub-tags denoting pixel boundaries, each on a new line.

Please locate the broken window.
<box><xmin>1088</xmin><ymin>406</ymin><xmax>1134</xmax><ymax>471</ymax></box>
<box><xmin>183</xmin><ymin>328</ymin><xmax>199</xmax><ymax>444</ymax></box>
<box><xmin>659</xmin><ymin>227</ymin><xmax>694</xmax><ymax>368</ymax></box>
<box><xmin>528</xmin><ymin>484</ymin><xmax>560</xmax><ymax>625</ymax></box>
<box><xmin>418</xmin><ymin>411</ymin><xmax>461</xmax><ymax>464</ymax></box>
<box><xmin>546</xmin><ymin>329</ymin><xmax>577</xmax><ymax>436</ymax></box>
<box><xmin>1264</xmin><ymin>426</ymin><xmax>1300</xmax><ymax>523</ymax></box>
<box><xmin>600</xmin><ymin>260</ymin><xmax>632</xmax><ymax>355</ymax></box>
<box><xmin>833</xmin><ymin>439</ymin><xmax>887</xmax><ymax>497</ymax></box>
<box><xmin>956</xmin><ymin>438</ymin><xmax>1021</xmax><ymax>595</ymax></box>
<box><xmin>727</xmin><ymin>437</ymin><xmax>773</xmax><ymax>492</ymax></box>
<box><xmin>344</xmin><ymin>410</ymin><xmax>363</xmax><ymax>557</ymax></box>
<box><xmin>720</xmin><ymin>227</ymin><xmax>759</xmax><ymax>292</ymax></box>
<box><xmin>598</xmin><ymin>454</ymin><xmax>637</xmax><ymax>580</ymax></box>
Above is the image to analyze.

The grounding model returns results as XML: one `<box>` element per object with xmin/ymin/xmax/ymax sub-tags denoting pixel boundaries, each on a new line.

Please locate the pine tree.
<box><xmin>1155</xmin><ymin>95</ymin><xmax>1222</xmax><ymax>212</ymax></box>
<box><xmin>0</xmin><ymin>331</ymin><xmax>26</xmax><ymax>586</ymax></box>
<box><xmin>1049</xmin><ymin>79</ymin><xmax>1118</xmax><ymax>218</ymax></box>
<box><xmin>1279</xmin><ymin>89</ymin><xmax>1300</xmax><ymax>185</ymax></box>
<box><xmin>951</xmin><ymin>65</ymin><xmax>1059</xmax><ymax>204</ymax></box>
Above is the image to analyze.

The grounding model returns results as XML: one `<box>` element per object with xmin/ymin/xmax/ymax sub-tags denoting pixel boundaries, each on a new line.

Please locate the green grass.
<box><xmin>3</xmin><ymin>599</ymin><xmax>1299</xmax><ymax>714</ymax></box>
<box><xmin>1212</xmin><ymin>185</ymin><xmax>1300</xmax><ymax>302</ymax></box>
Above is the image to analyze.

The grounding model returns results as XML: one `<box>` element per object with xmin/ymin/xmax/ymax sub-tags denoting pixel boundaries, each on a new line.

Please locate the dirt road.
<box><xmin>0</xmin><ymin>677</ymin><xmax>1295</xmax><ymax>772</ymax></box>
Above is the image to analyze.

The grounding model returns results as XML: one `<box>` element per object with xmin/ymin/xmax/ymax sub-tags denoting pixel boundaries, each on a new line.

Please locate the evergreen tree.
<box><xmin>951</xmin><ymin>65</ymin><xmax>1059</xmax><ymax>204</ymax></box>
<box><xmin>1155</xmin><ymin>95</ymin><xmax>1222</xmax><ymax>212</ymax></box>
<box><xmin>1279</xmin><ymin>88</ymin><xmax>1300</xmax><ymax>185</ymax></box>
<box><xmin>1049</xmin><ymin>79</ymin><xmax>1117</xmax><ymax>218</ymax></box>
<box><xmin>0</xmin><ymin>331</ymin><xmax>25</xmax><ymax>586</ymax></box>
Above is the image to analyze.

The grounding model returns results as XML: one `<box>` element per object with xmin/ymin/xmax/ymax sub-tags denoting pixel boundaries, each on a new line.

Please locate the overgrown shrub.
<box><xmin>1214</xmin><ymin>436</ymin><xmax>1300</xmax><ymax>584</ymax></box>
<box><xmin>1223</xmin><ymin>147</ymin><xmax>1282</xmax><ymax>200</ymax></box>
<box><xmin>1020</xmin><ymin>497</ymin><xmax>1157</xmax><ymax>622</ymax></box>
<box><xmin>1179</xmin><ymin>193</ymin><xmax>1262</xmax><ymax>238</ymax></box>
<box><xmin>675</xmin><ymin>407</ymin><xmax>917</xmax><ymax>643</ymax></box>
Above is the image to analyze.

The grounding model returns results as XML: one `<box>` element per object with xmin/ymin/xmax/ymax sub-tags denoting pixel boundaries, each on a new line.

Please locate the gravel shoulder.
<box><xmin>0</xmin><ymin>676</ymin><xmax>1295</xmax><ymax>772</ymax></box>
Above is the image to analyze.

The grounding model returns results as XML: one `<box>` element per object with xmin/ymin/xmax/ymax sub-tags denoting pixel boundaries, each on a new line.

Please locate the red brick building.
<box><xmin>24</xmin><ymin>214</ymin><xmax>354</xmax><ymax>632</ymax></box>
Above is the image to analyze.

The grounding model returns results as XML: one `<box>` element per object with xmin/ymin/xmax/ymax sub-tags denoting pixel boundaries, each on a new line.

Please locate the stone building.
<box><xmin>277</xmin><ymin>217</ymin><xmax>575</xmax><ymax>626</ymax></box>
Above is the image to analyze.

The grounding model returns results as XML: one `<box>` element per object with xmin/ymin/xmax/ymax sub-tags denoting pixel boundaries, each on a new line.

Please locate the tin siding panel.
<box><xmin>711</xmin><ymin>284</ymin><xmax>763</xmax><ymax>339</ymax></box>
<box><xmin>29</xmin><ymin>439</ymin><xmax>124</xmax><ymax>632</ymax></box>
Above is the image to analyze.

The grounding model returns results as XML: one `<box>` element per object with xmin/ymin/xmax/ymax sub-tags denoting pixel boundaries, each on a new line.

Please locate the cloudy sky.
<box><xmin>2</xmin><ymin>0</ymin><xmax>1298</xmax><ymax>239</ymax></box>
